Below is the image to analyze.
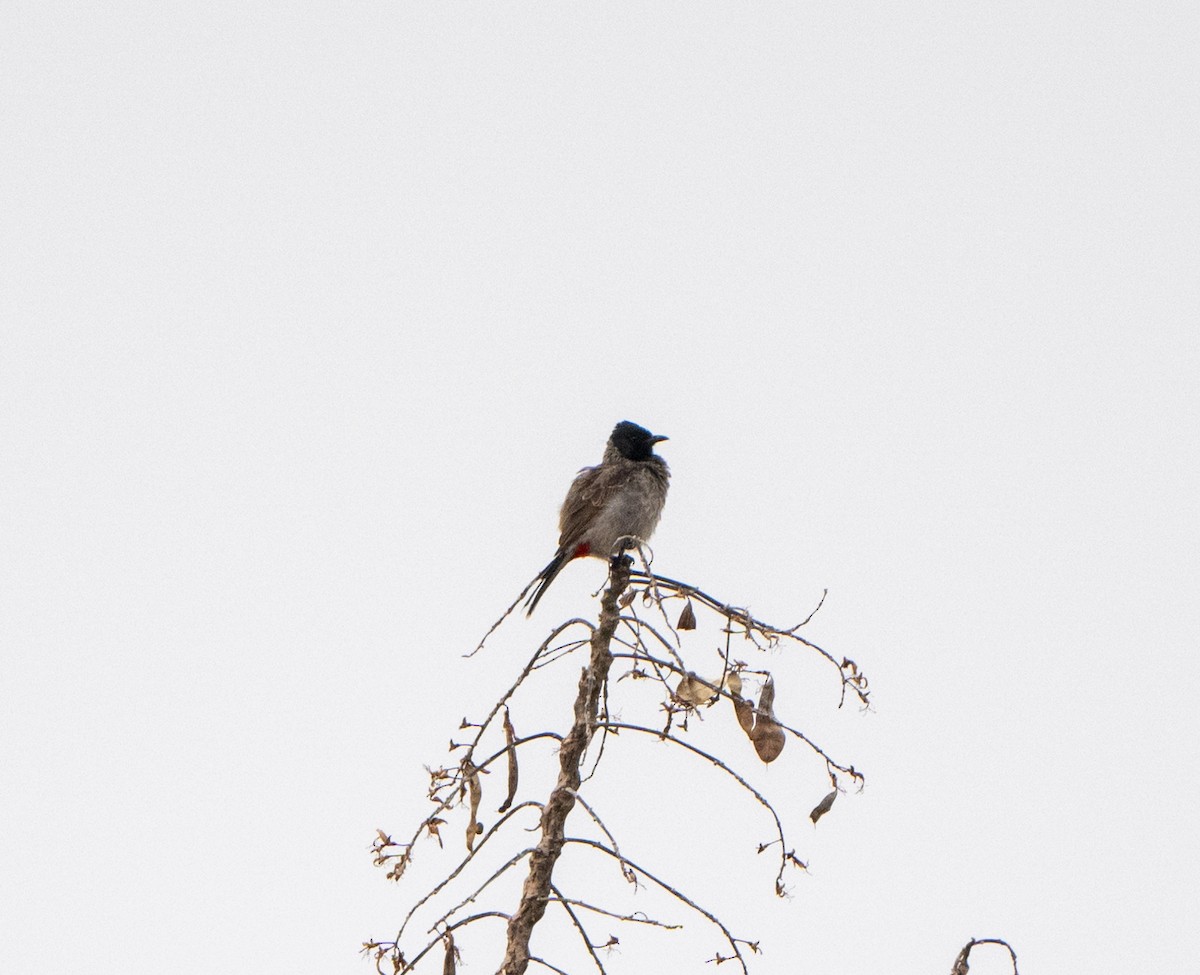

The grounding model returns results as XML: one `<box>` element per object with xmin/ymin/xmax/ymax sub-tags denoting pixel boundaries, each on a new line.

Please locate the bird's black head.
<box><xmin>610</xmin><ymin>420</ymin><xmax>668</xmax><ymax>461</ymax></box>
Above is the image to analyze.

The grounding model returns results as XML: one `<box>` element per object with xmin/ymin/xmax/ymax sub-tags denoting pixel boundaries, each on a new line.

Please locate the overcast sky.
<box><xmin>3</xmin><ymin>3</ymin><xmax>1197</xmax><ymax>974</ymax></box>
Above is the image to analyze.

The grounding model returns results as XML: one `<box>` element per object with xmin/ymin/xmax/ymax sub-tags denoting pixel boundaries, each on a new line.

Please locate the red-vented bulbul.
<box><xmin>525</xmin><ymin>420</ymin><xmax>670</xmax><ymax>616</ymax></box>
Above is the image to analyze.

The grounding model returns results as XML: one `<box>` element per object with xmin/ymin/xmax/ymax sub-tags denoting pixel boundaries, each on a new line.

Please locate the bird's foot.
<box><xmin>611</xmin><ymin>535</ymin><xmax>653</xmax><ymax>569</ymax></box>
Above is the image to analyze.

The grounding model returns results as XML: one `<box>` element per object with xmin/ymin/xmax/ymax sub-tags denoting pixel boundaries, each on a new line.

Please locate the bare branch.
<box><xmin>469</xmin><ymin>620</ymin><xmax>595</xmax><ymax>762</ymax></box>
<box><xmin>393</xmin><ymin>803</ymin><xmax>542</xmax><ymax>945</ymax></box>
<box><xmin>618</xmin><ymin>614</ymin><xmax>686</xmax><ymax>671</ymax></box>
<box><xmin>384</xmin><ymin>624</ymin><xmax>590</xmax><ymax>883</ymax></box>
<box><xmin>951</xmin><ymin>938</ymin><xmax>1020</xmax><ymax>975</ymax></box>
<box><xmin>435</xmin><ymin>849</ymin><xmax>533</xmax><ymax>933</ymax></box>
<box><xmin>411</xmin><ymin>912</ymin><xmax>509</xmax><ymax>973</ymax></box>
<box><xmin>547</xmin><ymin>893</ymin><xmax>681</xmax><ymax>930</ymax></box>
<box><xmin>607</xmin><ymin>652</ymin><xmax>865</xmax><ymax>785</ymax></box>
<box><xmin>528</xmin><ymin>958</ymin><xmax>573</xmax><ymax>975</ymax></box>
<box><xmin>549</xmin><ymin>883</ymin><xmax>608</xmax><ymax>975</ymax></box>
<box><xmin>564</xmin><ymin>837</ymin><xmax>756</xmax><ymax>975</ymax></box>
<box><xmin>499</xmin><ymin>555</ymin><xmax>633</xmax><ymax>975</ymax></box>
<box><xmin>628</xmin><ymin>570</ymin><xmax>869</xmax><ymax>708</ymax></box>
<box><xmin>368</xmin><ymin>912</ymin><xmax>509</xmax><ymax>975</ymax></box>
<box><xmin>374</xmin><ymin>543</ymin><xmax>871</xmax><ymax>972</ymax></box>
<box><xmin>564</xmin><ymin>791</ymin><xmax>636</xmax><ymax>886</ymax></box>
<box><xmin>594</xmin><ymin>721</ymin><xmax>797</xmax><ymax>892</ymax></box>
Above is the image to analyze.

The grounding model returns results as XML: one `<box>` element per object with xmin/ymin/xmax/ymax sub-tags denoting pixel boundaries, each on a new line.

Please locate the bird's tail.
<box><xmin>525</xmin><ymin>549</ymin><xmax>570</xmax><ymax>616</ymax></box>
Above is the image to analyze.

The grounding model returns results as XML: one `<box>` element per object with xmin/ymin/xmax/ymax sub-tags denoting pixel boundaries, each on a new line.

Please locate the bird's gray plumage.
<box><xmin>526</xmin><ymin>421</ymin><xmax>669</xmax><ymax>615</ymax></box>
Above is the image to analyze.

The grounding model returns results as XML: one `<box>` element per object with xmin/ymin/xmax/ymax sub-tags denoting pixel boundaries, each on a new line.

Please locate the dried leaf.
<box><xmin>386</xmin><ymin>850</ymin><xmax>412</xmax><ymax>881</ymax></box>
<box><xmin>810</xmin><ymin>789</ymin><xmax>837</xmax><ymax>824</ymax></box>
<box><xmin>677</xmin><ymin>601</ymin><xmax>697</xmax><ymax>630</ymax></box>
<box><xmin>722</xmin><ymin>671</ymin><xmax>742</xmax><ymax>697</ymax></box>
<box><xmin>442</xmin><ymin>931</ymin><xmax>457</xmax><ymax>975</ymax></box>
<box><xmin>498</xmin><ymin>708</ymin><xmax>518</xmax><ymax>813</ymax></box>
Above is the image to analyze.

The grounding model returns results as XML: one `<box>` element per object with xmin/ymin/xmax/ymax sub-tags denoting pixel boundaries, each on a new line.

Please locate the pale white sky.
<box><xmin>3</xmin><ymin>3</ymin><xmax>1197</xmax><ymax>974</ymax></box>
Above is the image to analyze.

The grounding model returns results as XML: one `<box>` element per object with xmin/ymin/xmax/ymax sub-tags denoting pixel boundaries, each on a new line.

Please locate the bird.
<box><xmin>525</xmin><ymin>421</ymin><xmax>670</xmax><ymax>616</ymax></box>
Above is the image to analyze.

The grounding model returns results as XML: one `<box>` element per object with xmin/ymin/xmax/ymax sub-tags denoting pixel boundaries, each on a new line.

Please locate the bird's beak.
<box><xmin>650</xmin><ymin>435</ymin><xmax>669</xmax><ymax>444</ymax></box>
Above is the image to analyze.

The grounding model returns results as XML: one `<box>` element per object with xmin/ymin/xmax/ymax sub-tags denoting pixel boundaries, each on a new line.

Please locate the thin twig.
<box><xmin>607</xmin><ymin>652</ymin><xmax>865</xmax><ymax>784</ymax></box>
<box><xmin>368</xmin><ymin>911</ymin><xmax>509</xmax><ymax>975</ymax></box>
<box><xmin>618</xmin><ymin>613</ymin><xmax>687</xmax><ymax>671</ymax></box>
<box><xmin>528</xmin><ymin>957</ymin><xmax>573</xmax><ymax>975</ymax></box>
<box><xmin>549</xmin><ymin>883</ymin><xmax>607</xmax><ymax>975</ymax></box>
<box><xmin>435</xmin><ymin>850</ymin><xmax>534</xmax><ymax>932</ymax></box>
<box><xmin>386</xmin><ymin>626</ymin><xmax>592</xmax><ymax>881</ymax></box>
<box><xmin>394</xmin><ymin>802</ymin><xmax>542</xmax><ymax>944</ymax></box>
<box><xmin>471</xmin><ymin>571</ymin><xmax>543</xmax><ymax>656</ymax></box>
<box><xmin>546</xmin><ymin>894</ymin><xmax>681</xmax><ymax>930</ymax></box>
<box><xmin>563</xmin><ymin>838</ymin><xmax>756</xmax><ymax>975</ymax></box>
<box><xmin>628</xmin><ymin>570</ymin><xmax>867</xmax><ymax>706</ymax></box>
<box><xmin>595</xmin><ymin>722</ymin><xmax>796</xmax><ymax>891</ymax></box>
<box><xmin>565</xmin><ymin>791</ymin><xmax>635</xmax><ymax>885</ymax></box>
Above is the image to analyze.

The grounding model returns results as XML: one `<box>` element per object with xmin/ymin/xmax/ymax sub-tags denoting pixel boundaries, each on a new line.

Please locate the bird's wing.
<box><xmin>557</xmin><ymin>461</ymin><xmax>626</xmax><ymax>549</ymax></box>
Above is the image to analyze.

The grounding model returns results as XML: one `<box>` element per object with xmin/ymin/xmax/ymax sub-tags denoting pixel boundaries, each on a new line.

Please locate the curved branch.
<box><xmin>595</xmin><ymin>722</ymin><xmax>796</xmax><ymax>891</ymax></box>
<box><xmin>528</xmin><ymin>958</ymin><xmax>573</xmax><ymax>975</ymax></box>
<box><xmin>607</xmin><ymin>652</ymin><xmax>865</xmax><ymax>784</ymax></box>
<box><xmin>394</xmin><ymin>802</ymin><xmax>543</xmax><ymax>944</ymax></box>
<box><xmin>533</xmin><ymin>636</ymin><xmax>591</xmax><ymax>670</ymax></box>
<box><xmin>618</xmin><ymin>614</ymin><xmax>686</xmax><ymax>670</ymax></box>
<box><xmin>436</xmin><ymin>849</ymin><xmax>534</xmax><ymax>931</ymax></box>
<box><xmin>384</xmin><ymin>631</ymin><xmax>586</xmax><ymax>878</ymax></box>
<box><xmin>474</xmin><ymin>732</ymin><xmax>566</xmax><ymax>778</ymax></box>
<box><xmin>467</xmin><ymin>620</ymin><xmax>595</xmax><ymax>761</ymax></box>
<box><xmin>627</xmin><ymin>570</ymin><xmax>867</xmax><ymax>706</ymax></box>
<box><xmin>563</xmin><ymin>837</ymin><xmax>756</xmax><ymax>975</ymax></box>
<box><xmin>549</xmin><ymin>883</ymin><xmax>607</xmax><ymax>975</ymax></box>
<box><xmin>399</xmin><ymin>912</ymin><xmax>509</xmax><ymax>974</ymax></box>
<box><xmin>565</xmin><ymin>791</ymin><xmax>634</xmax><ymax>885</ymax></box>
<box><xmin>951</xmin><ymin>938</ymin><xmax>1020</xmax><ymax>975</ymax></box>
<box><xmin>547</xmin><ymin>894</ymin><xmax>681</xmax><ymax>930</ymax></box>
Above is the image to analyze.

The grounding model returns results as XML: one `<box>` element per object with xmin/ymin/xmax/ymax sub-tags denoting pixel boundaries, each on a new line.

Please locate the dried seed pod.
<box><xmin>732</xmin><ymin>674</ymin><xmax>787</xmax><ymax>760</ymax></box>
<box><xmin>752</xmin><ymin>721</ymin><xmax>785</xmax><ymax>763</ymax></box>
<box><xmin>676</xmin><ymin>673</ymin><xmax>716</xmax><ymax>707</ymax></box>
<box><xmin>465</xmin><ymin>765</ymin><xmax>482</xmax><ymax>851</ymax></box>
<box><xmin>758</xmin><ymin>675</ymin><xmax>777</xmax><ymax>713</ymax></box>
<box><xmin>810</xmin><ymin>789</ymin><xmax>837</xmax><ymax>824</ymax></box>
<box><xmin>733</xmin><ymin>694</ymin><xmax>756</xmax><ymax>735</ymax></box>
<box><xmin>750</xmin><ymin>676</ymin><xmax>786</xmax><ymax>763</ymax></box>
<box><xmin>498</xmin><ymin>709</ymin><xmax>519</xmax><ymax>813</ymax></box>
